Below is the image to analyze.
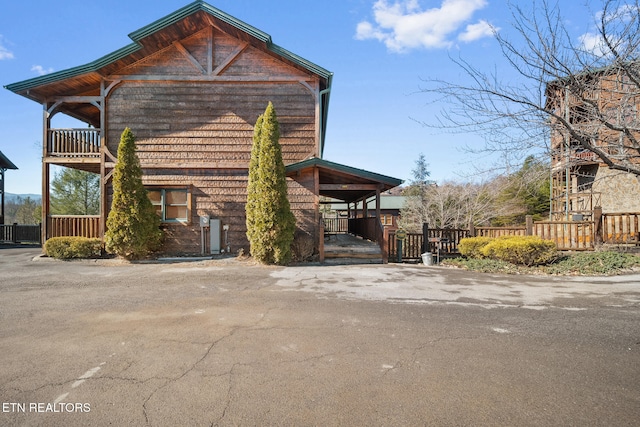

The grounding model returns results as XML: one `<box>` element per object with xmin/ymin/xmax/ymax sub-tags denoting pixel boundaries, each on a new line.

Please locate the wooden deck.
<box><xmin>323</xmin><ymin>233</ymin><xmax>383</xmax><ymax>265</ymax></box>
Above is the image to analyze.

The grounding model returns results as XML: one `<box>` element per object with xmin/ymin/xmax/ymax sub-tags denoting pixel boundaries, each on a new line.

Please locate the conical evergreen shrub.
<box><xmin>245</xmin><ymin>102</ymin><xmax>296</xmax><ymax>264</ymax></box>
<box><xmin>105</xmin><ymin>128</ymin><xmax>162</xmax><ymax>259</ymax></box>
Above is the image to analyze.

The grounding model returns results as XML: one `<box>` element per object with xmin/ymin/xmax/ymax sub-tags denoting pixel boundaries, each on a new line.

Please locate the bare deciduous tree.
<box><xmin>420</xmin><ymin>0</ymin><xmax>640</xmax><ymax>176</ymax></box>
<box><xmin>401</xmin><ymin>180</ymin><xmax>503</xmax><ymax>231</ymax></box>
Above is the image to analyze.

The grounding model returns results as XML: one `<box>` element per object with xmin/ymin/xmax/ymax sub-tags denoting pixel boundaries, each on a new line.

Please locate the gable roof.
<box><xmin>5</xmin><ymin>0</ymin><xmax>333</xmax><ymax>150</ymax></box>
<box><xmin>0</xmin><ymin>151</ymin><xmax>18</xmax><ymax>171</ymax></box>
<box><xmin>286</xmin><ymin>158</ymin><xmax>403</xmax><ymax>203</ymax></box>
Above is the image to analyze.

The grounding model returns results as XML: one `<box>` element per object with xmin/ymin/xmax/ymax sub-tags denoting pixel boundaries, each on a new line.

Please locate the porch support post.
<box><xmin>0</xmin><ymin>168</ymin><xmax>5</xmax><ymax>225</ymax></box>
<box><xmin>314</xmin><ymin>166</ymin><xmax>324</xmax><ymax>262</ymax></box>
<box><xmin>41</xmin><ymin>103</ymin><xmax>51</xmax><ymax>244</ymax></box>
<box><xmin>375</xmin><ymin>188</ymin><xmax>381</xmax><ymax>221</ymax></box>
<box><xmin>100</xmin><ymin>80</ymin><xmax>107</xmax><ymax>241</ymax></box>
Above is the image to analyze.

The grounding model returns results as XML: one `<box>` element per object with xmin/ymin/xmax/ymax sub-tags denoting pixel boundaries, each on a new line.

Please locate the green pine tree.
<box><xmin>245</xmin><ymin>102</ymin><xmax>296</xmax><ymax>265</ymax></box>
<box><xmin>245</xmin><ymin>114</ymin><xmax>263</xmax><ymax>247</ymax></box>
<box><xmin>105</xmin><ymin>128</ymin><xmax>162</xmax><ymax>259</ymax></box>
<box><xmin>51</xmin><ymin>168</ymin><xmax>100</xmax><ymax>215</ymax></box>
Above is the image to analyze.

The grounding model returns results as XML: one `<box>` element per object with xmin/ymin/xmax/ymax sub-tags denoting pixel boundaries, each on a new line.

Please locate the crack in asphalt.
<box><xmin>141</xmin><ymin>307</ymin><xmax>276</xmax><ymax>426</ymax></box>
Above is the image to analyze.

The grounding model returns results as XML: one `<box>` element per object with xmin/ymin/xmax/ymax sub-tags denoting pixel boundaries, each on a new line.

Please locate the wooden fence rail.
<box><xmin>0</xmin><ymin>223</ymin><xmax>41</xmax><ymax>244</ymax></box>
<box><xmin>48</xmin><ymin>216</ymin><xmax>101</xmax><ymax>239</ymax></box>
<box><xmin>388</xmin><ymin>227</ymin><xmax>470</xmax><ymax>262</ymax></box>
<box><xmin>533</xmin><ymin>221</ymin><xmax>594</xmax><ymax>251</ymax></box>
<box><xmin>602</xmin><ymin>213</ymin><xmax>640</xmax><ymax>244</ymax></box>
<box><xmin>323</xmin><ymin>218</ymin><xmax>349</xmax><ymax>234</ymax></box>
<box><xmin>474</xmin><ymin>226</ymin><xmax>526</xmax><ymax>238</ymax></box>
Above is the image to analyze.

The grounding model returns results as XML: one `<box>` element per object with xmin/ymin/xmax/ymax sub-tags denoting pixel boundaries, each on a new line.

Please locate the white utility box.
<box><xmin>209</xmin><ymin>218</ymin><xmax>221</xmax><ymax>254</ymax></box>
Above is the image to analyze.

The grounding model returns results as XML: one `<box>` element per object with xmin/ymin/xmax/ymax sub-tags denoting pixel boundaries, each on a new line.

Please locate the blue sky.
<box><xmin>0</xmin><ymin>0</ymin><xmax>600</xmax><ymax>195</ymax></box>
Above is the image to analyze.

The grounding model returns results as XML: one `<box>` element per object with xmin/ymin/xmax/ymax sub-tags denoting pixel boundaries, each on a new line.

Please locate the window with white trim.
<box><xmin>147</xmin><ymin>188</ymin><xmax>190</xmax><ymax>223</ymax></box>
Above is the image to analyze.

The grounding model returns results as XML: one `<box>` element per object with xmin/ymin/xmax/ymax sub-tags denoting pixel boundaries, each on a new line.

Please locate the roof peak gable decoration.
<box><xmin>114</xmin><ymin>26</ymin><xmax>312</xmax><ymax>81</ymax></box>
<box><xmin>5</xmin><ymin>1</ymin><xmax>332</xmax><ymax>95</ymax></box>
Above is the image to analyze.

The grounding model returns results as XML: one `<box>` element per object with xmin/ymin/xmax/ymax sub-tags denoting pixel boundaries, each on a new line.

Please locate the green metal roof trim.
<box><xmin>286</xmin><ymin>158</ymin><xmax>403</xmax><ymax>187</ymax></box>
<box><xmin>0</xmin><ymin>151</ymin><xmax>18</xmax><ymax>170</ymax></box>
<box><xmin>5</xmin><ymin>0</ymin><xmax>333</xmax><ymax>93</ymax></box>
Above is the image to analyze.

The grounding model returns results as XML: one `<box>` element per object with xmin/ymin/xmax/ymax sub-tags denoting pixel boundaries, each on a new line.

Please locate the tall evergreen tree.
<box><xmin>245</xmin><ymin>114</ymin><xmax>263</xmax><ymax>247</ymax></box>
<box><xmin>105</xmin><ymin>128</ymin><xmax>162</xmax><ymax>259</ymax></box>
<box><xmin>492</xmin><ymin>156</ymin><xmax>550</xmax><ymax>225</ymax></box>
<box><xmin>50</xmin><ymin>168</ymin><xmax>100</xmax><ymax>215</ymax></box>
<box><xmin>245</xmin><ymin>102</ymin><xmax>295</xmax><ymax>265</ymax></box>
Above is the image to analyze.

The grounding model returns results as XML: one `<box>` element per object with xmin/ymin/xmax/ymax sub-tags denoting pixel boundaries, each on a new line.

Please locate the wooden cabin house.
<box><xmin>547</xmin><ymin>66</ymin><xmax>640</xmax><ymax>220</ymax></box>
<box><xmin>6</xmin><ymin>1</ymin><xmax>401</xmax><ymax>259</ymax></box>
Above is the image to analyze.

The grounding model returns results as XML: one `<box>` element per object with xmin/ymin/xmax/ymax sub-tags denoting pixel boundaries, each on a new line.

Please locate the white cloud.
<box><xmin>0</xmin><ymin>35</ymin><xmax>14</xmax><ymax>60</ymax></box>
<box><xmin>579</xmin><ymin>32</ymin><xmax>604</xmax><ymax>53</ymax></box>
<box><xmin>458</xmin><ymin>20</ymin><xmax>496</xmax><ymax>42</ymax></box>
<box><xmin>31</xmin><ymin>65</ymin><xmax>54</xmax><ymax>76</ymax></box>
<box><xmin>355</xmin><ymin>0</ymin><xmax>494</xmax><ymax>52</ymax></box>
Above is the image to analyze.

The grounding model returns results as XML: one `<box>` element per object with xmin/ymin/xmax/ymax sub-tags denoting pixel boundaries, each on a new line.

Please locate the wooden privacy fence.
<box><xmin>533</xmin><ymin>221</ymin><xmax>595</xmax><ymax>250</ymax></box>
<box><xmin>0</xmin><ymin>223</ymin><xmax>41</xmax><ymax>244</ymax></box>
<box><xmin>601</xmin><ymin>213</ymin><xmax>640</xmax><ymax>244</ymax></box>
<box><xmin>48</xmin><ymin>215</ymin><xmax>101</xmax><ymax>239</ymax></box>
<box><xmin>473</xmin><ymin>226</ymin><xmax>526</xmax><ymax>237</ymax></box>
<box><xmin>388</xmin><ymin>227</ymin><xmax>470</xmax><ymax>262</ymax></box>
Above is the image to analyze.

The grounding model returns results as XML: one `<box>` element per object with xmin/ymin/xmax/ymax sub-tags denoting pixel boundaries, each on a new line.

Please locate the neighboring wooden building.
<box><xmin>0</xmin><ymin>151</ymin><xmax>18</xmax><ymax>225</ymax></box>
<box><xmin>547</xmin><ymin>67</ymin><xmax>640</xmax><ymax>220</ymax></box>
<box><xmin>6</xmin><ymin>1</ymin><xmax>401</xmax><ymax>257</ymax></box>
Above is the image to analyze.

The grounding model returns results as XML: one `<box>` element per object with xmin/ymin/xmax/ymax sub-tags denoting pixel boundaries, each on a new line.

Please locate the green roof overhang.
<box><xmin>5</xmin><ymin>1</ymin><xmax>332</xmax><ymax>93</ymax></box>
<box><xmin>5</xmin><ymin>0</ymin><xmax>333</xmax><ymax>153</ymax></box>
<box><xmin>0</xmin><ymin>151</ymin><xmax>18</xmax><ymax>170</ymax></box>
<box><xmin>286</xmin><ymin>158</ymin><xmax>403</xmax><ymax>203</ymax></box>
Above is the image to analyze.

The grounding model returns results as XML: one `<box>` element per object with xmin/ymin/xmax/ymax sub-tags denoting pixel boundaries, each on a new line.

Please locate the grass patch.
<box><xmin>443</xmin><ymin>257</ymin><xmax>521</xmax><ymax>274</ymax></box>
<box><xmin>442</xmin><ymin>251</ymin><xmax>640</xmax><ymax>276</ymax></box>
<box><xmin>541</xmin><ymin>251</ymin><xmax>640</xmax><ymax>276</ymax></box>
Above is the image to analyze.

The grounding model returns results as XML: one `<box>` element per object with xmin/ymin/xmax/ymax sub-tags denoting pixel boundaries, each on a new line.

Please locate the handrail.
<box><xmin>47</xmin><ymin>128</ymin><xmax>101</xmax><ymax>156</ymax></box>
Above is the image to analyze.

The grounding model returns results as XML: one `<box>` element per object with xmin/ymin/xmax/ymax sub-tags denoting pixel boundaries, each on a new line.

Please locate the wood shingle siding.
<box><xmin>8</xmin><ymin>2</ymin><xmax>336</xmax><ymax>255</ymax></box>
<box><xmin>107</xmin><ymin>82</ymin><xmax>316</xmax><ymax>168</ymax></box>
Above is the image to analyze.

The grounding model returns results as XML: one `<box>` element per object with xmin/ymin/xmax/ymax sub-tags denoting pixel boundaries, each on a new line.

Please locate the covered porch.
<box><xmin>286</xmin><ymin>158</ymin><xmax>403</xmax><ymax>263</ymax></box>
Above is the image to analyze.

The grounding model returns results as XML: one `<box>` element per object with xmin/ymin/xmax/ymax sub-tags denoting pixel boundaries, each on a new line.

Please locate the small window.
<box><xmin>147</xmin><ymin>188</ymin><xmax>189</xmax><ymax>223</ymax></box>
<box><xmin>381</xmin><ymin>214</ymin><xmax>394</xmax><ymax>226</ymax></box>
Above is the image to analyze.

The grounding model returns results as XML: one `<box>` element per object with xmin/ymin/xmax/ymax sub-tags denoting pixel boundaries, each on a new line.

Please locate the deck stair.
<box><xmin>323</xmin><ymin>234</ymin><xmax>383</xmax><ymax>265</ymax></box>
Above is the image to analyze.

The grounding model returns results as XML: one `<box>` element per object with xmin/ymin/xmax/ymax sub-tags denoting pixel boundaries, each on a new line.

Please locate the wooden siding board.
<box><xmin>135</xmin><ymin>171</ymin><xmax>315</xmax><ymax>254</ymax></box>
<box><xmin>224</xmin><ymin>46</ymin><xmax>310</xmax><ymax>79</ymax></box>
<box><xmin>99</xmin><ymin>15</ymin><xmax>321</xmax><ymax>254</ymax></box>
<box><xmin>105</xmin><ymin>80</ymin><xmax>318</xmax><ymax>254</ymax></box>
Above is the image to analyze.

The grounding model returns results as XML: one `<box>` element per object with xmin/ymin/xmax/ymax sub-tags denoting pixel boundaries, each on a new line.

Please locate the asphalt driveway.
<box><xmin>1</xmin><ymin>246</ymin><xmax>639</xmax><ymax>426</ymax></box>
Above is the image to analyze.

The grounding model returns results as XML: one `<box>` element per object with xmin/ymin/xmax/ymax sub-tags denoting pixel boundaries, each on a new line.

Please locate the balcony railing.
<box><xmin>47</xmin><ymin>215</ymin><xmax>101</xmax><ymax>239</ymax></box>
<box><xmin>551</xmin><ymin>149</ymin><xmax>599</xmax><ymax>170</ymax></box>
<box><xmin>47</xmin><ymin>129</ymin><xmax>101</xmax><ymax>157</ymax></box>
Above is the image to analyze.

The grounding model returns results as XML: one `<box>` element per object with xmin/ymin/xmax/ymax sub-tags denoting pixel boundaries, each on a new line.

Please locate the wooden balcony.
<box><xmin>45</xmin><ymin>128</ymin><xmax>101</xmax><ymax>172</ymax></box>
<box><xmin>47</xmin><ymin>128</ymin><xmax>101</xmax><ymax>157</ymax></box>
<box><xmin>552</xmin><ymin>149</ymin><xmax>599</xmax><ymax>171</ymax></box>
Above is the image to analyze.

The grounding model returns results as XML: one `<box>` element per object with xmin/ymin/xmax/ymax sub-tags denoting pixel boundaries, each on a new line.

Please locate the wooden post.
<box><xmin>468</xmin><ymin>222</ymin><xmax>475</xmax><ymax>238</ymax></box>
<box><xmin>382</xmin><ymin>226</ymin><xmax>389</xmax><ymax>264</ymax></box>
<box><xmin>525</xmin><ymin>215</ymin><xmax>533</xmax><ymax>236</ymax></box>
<box><xmin>319</xmin><ymin>219</ymin><xmax>325</xmax><ymax>263</ymax></box>
<box><xmin>593</xmin><ymin>206</ymin><xmax>603</xmax><ymax>245</ymax></box>
<box><xmin>422</xmin><ymin>223</ymin><xmax>429</xmax><ymax>253</ymax></box>
<box><xmin>12</xmin><ymin>223</ymin><xmax>18</xmax><ymax>244</ymax></box>
<box><xmin>0</xmin><ymin>168</ymin><xmax>4</xmax><ymax>226</ymax></box>
<box><xmin>42</xmin><ymin>103</ymin><xmax>51</xmax><ymax>245</ymax></box>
